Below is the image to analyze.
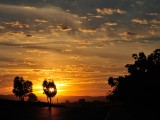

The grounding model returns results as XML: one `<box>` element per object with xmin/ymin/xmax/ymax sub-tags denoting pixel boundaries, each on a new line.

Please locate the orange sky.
<box><xmin>0</xmin><ymin>1</ymin><xmax>160</xmax><ymax>99</ymax></box>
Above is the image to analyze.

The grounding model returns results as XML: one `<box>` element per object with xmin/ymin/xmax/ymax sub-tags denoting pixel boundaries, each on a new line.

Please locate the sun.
<box><xmin>49</xmin><ymin>88</ymin><xmax>54</xmax><ymax>92</ymax></box>
<box><xmin>33</xmin><ymin>82</ymin><xmax>69</xmax><ymax>96</ymax></box>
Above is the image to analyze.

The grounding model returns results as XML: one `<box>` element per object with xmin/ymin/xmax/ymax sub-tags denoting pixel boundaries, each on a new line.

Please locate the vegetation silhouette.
<box><xmin>12</xmin><ymin>76</ymin><xmax>33</xmax><ymax>101</ymax></box>
<box><xmin>27</xmin><ymin>93</ymin><xmax>38</xmax><ymax>102</ymax></box>
<box><xmin>42</xmin><ymin>79</ymin><xmax>57</xmax><ymax>107</ymax></box>
<box><xmin>105</xmin><ymin>49</ymin><xmax>160</xmax><ymax>120</ymax></box>
<box><xmin>107</xmin><ymin>49</ymin><xmax>160</xmax><ymax>104</ymax></box>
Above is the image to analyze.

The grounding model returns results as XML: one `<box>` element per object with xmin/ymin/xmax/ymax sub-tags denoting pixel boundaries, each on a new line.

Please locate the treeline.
<box><xmin>107</xmin><ymin>48</ymin><xmax>160</xmax><ymax>106</ymax></box>
<box><xmin>12</xmin><ymin>77</ymin><xmax>57</xmax><ymax>106</ymax></box>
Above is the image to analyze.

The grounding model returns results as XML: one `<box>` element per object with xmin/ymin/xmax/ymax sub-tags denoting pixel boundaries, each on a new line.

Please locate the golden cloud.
<box><xmin>34</xmin><ymin>19</ymin><xmax>48</xmax><ymax>23</ymax></box>
<box><xmin>131</xmin><ymin>18</ymin><xmax>148</xmax><ymax>24</ymax></box>
<box><xmin>96</xmin><ymin>8</ymin><xmax>126</xmax><ymax>15</ymax></box>
<box><xmin>78</xmin><ymin>28</ymin><xmax>96</xmax><ymax>33</ymax></box>
<box><xmin>105</xmin><ymin>22</ymin><xmax>117</xmax><ymax>26</ymax></box>
<box><xmin>4</xmin><ymin>21</ymin><xmax>29</xmax><ymax>28</ymax></box>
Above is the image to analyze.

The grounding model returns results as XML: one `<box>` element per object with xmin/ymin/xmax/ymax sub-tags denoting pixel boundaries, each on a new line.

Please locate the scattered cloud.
<box><xmin>78</xmin><ymin>28</ymin><xmax>96</xmax><ymax>33</ymax></box>
<box><xmin>34</xmin><ymin>19</ymin><xmax>48</xmax><ymax>23</ymax></box>
<box><xmin>119</xmin><ymin>32</ymin><xmax>137</xmax><ymax>36</ymax></box>
<box><xmin>4</xmin><ymin>21</ymin><xmax>29</xmax><ymax>28</ymax></box>
<box><xmin>0</xmin><ymin>4</ymin><xmax>82</xmax><ymax>34</ymax></box>
<box><xmin>150</xmin><ymin>19</ymin><xmax>160</xmax><ymax>24</ymax></box>
<box><xmin>96</xmin><ymin>8</ymin><xmax>126</xmax><ymax>15</ymax></box>
<box><xmin>105</xmin><ymin>22</ymin><xmax>117</xmax><ymax>26</ymax></box>
<box><xmin>131</xmin><ymin>18</ymin><xmax>148</xmax><ymax>24</ymax></box>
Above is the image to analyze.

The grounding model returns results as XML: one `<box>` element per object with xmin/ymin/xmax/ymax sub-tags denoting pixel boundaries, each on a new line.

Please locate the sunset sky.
<box><xmin>0</xmin><ymin>0</ymin><xmax>160</xmax><ymax>99</ymax></box>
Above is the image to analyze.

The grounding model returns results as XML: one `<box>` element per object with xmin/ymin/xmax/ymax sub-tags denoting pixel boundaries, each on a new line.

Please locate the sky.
<box><xmin>0</xmin><ymin>0</ymin><xmax>160</xmax><ymax>99</ymax></box>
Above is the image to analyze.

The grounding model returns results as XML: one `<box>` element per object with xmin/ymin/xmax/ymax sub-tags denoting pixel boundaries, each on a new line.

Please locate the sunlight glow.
<box><xmin>49</xmin><ymin>88</ymin><xmax>54</xmax><ymax>92</ymax></box>
<box><xmin>0</xmin><ymin>1</ymin><xmax>158</xmax><ymax>99</ymax></box>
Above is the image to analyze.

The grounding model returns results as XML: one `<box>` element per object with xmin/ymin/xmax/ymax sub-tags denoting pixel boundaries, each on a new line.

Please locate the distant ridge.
<box><xmin>0</xmin><ymin>94</ymin><xmax>17</xmax><ymax>100</ymax></box>
<box><xmin>0</xmin><ymin>94</ymin><xmax>107</xmax><ymax>103</ymax></box>
<box><xmin>54</xmin><ymin>95</ymin><xmax>107</xmax><ymax>102</ymax></box>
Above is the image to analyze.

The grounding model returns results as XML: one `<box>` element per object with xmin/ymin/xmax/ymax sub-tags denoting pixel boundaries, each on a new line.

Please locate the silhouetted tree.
<box><xmin>12</xmin><ymin>76</ymin><xmax>33</xmax><ymax>101</ymax></box>
<box><xmin>107</xmin><ymin>49</ymin><xmax>160</xmax><ymax>104</ymax></box>
<box><xmin>27</xmin><ymin>93</ymin><xmax>38</xmax><ymax>102</ymax></box>
<box><xmin>42</xmin><ymin>79</ymin><xmax>57</xmax><ymax>107</ymax></box>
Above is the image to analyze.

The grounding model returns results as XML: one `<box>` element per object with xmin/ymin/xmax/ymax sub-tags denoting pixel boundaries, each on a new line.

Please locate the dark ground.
<box><xmin>0</xmin><ymin>99</ymin><xmax>109</xmax><ymax>120</ymax></box>
<box><xmin>1</xmin><ymin>99</ymin><xmax>159</xmax><ymax>120</ymax></box>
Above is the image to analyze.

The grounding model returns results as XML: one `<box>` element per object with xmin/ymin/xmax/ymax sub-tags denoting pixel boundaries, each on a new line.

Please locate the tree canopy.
<box><xmin>42</xmin><ymin>79</ymin><xmax>57</xmax><ymax>106</ymax></box>
<box><xmin>107</xmin><ymin>49</ymin><xmax>160</xmax><ymax>104</ymax></box>
<box><xmin>12</xmin><ymin>76</ymin><xmax>33</xmax><ymax>101</ymax></box>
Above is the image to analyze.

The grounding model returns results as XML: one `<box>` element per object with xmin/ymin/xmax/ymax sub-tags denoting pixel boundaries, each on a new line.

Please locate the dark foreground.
<box><xmin>0</xmin><ymin>99</ymin><xmax>109</xmax><ymax>120</ymax></box>
<box><xmin>1</xmin><ymin>99</ymin><xmax>159</xmax><ymax>120</ymax></box>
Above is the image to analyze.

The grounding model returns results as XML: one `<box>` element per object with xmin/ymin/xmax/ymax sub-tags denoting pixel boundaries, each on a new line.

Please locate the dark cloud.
<box><xmin>1</xmin><ymin>0</ymin><xmax>160</xmax><ymax>35</ymax></box>
<box><xmin>0</xmin><ymin>41</ymin><xmax>63</xmax><ymax>53</ymax></box>
<box><xmin>0</xmin><ymin>57</ymin><xmax>17</xmax><ymax>63</ymax></box>
<box><xmin>0</xmin><ymin>4</ymin><xmax>81</xmax><ymax>34</ymax></box>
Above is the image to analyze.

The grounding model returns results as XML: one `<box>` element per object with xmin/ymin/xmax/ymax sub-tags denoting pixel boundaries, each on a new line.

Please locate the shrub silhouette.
<box><xmin>27</xmin><ymin>93</ymin><xmax>38</xmax><ymax>102</ymax></box>
<box><xmin>107</xmin><ymin>49</ymin><xmax>160</xmax><ymax>104</ymax></box>
<box><xmin>12</xmin><ymin>76</ymin><xmax>33</xmax><ymax>101</ymax></box>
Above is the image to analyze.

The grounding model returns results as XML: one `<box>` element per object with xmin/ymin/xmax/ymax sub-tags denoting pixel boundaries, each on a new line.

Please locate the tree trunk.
<box><xmin>49</xmin><ymin>97</ymin><xmax>52</xmax><ymax>108</ymax></box>
<box><xmin>20</xmin><ymin>96</ymin><xmax>24</xmax><ymax>102</ymax></box>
